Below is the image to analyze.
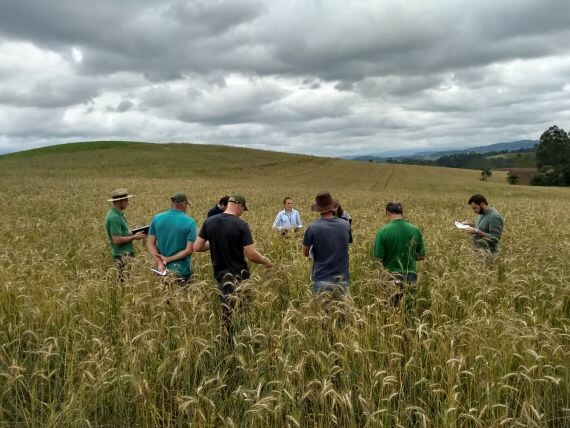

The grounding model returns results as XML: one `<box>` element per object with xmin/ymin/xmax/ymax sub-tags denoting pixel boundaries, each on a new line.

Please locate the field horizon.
<box><xmin>1</xmin><ymin>141</ymin><xmax>569</xmax><ymax>427</ymax></box>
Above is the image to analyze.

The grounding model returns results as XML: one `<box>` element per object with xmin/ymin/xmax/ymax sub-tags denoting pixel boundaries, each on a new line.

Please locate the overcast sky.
<box><xmin>1</xmin><ymin>0</ymin><xmax>569</xmax><ymax>157</ymax></box>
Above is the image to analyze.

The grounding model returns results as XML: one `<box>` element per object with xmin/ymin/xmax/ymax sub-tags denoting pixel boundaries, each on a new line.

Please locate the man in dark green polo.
<box><xmin>462</xmin><ymin>194</ymin><xmax>504</xmax><ymax>256</ymax></box>
<box><xmin>105</xmin><ymin>188</ymin><xmax>146</xmax><ymax>282</ymax></box>
<box><xmin>373</xmin><ymin>202</ymin><xmax>426</xmax><ymax>306</ymax></box>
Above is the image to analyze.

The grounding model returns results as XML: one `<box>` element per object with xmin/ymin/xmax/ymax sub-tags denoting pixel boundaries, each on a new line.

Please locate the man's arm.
<box><xmin>112</xmin><ymin>231</ymin><xmax>145</xmax><ymax>245</ymax></box>
<box><xmin>162</xmin><ymin>241</ymin><xmax>194</xmax><ymax>264</ymax></box>
<box><xmin>244</xmin><ymin>244</ymin><xmax>272</xmax><ymax>267</ymax></box>
<box><xmin>302</xmin><ymin>245</ymin><xmax>310</xmax><ymax>257</ymax></box>
<box><xmin>193</xmin><ymin>236</ymin><xmax>210</xmax><ymax>252</ymax></box>
<box><xmin>487</xmin><ymin>216</ymin><xmax>503</xmax><ymax>239</ymax></box>
<box><xmin>295</xmin><ymin>211</ymin><xmax>303</xmax><ymax>228</ymax></box>
<box><xmin>272</xmin><ymin>212</ymin><xmax>282</xmax><ymax>230</ymax></box>
<box><xmin>416</xmin><ymin>231</ymin><xmax>426</xmax><ymax>260</ymax></box>
<box><xmin>146</xmin><ymin>235</ymin><xmax>165</xmax><ymax>269</ymax></box>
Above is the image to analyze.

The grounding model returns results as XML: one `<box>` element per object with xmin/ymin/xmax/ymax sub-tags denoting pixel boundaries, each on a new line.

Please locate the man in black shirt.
<box><xmin>206</xmin><ymin>195</ymin><xmax>229</xmax><ymax>218</ymax></box>
<box><xmin>194</xmin><ymin>195</ymin><xmax>272</xmax><ymax>336</ymax></box>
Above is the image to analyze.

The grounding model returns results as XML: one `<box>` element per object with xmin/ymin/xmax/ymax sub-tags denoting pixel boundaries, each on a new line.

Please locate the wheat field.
<box><xmin>0</xmin><ymin>142</ymin><xmax>569</xmax><ymax>427</ymax></box>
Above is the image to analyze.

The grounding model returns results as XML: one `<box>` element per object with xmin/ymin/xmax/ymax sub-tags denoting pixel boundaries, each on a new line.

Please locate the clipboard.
<box><xmin>131</xmin><ymin>225</ymin><xmax>150</xmax><ymax>235</ymax></box>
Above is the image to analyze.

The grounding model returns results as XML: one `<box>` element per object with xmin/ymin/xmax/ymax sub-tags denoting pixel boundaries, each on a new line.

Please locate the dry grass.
<box><xmin>0</xmin><ymin>142</ymin><xmax>569</xmax><ymax>427</ymax></box>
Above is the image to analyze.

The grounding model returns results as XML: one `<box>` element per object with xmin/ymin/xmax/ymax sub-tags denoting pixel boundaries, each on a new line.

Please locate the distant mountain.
<box><xmin>351</xmin><ymin>140</ymin><xmax>538</xmax><ymax>161</ymax></box>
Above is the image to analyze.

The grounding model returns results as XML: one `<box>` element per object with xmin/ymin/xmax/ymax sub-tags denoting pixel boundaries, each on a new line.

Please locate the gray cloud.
<box><xmin>0</xmin><ymin>0</ymin><xmax>569</xmax><ymax>156</ymax></box>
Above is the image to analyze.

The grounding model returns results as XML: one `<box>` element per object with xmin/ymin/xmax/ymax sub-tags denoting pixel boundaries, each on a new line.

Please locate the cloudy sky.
<box><xmin>1</xmin><ymin>0</ymin><xmax>569</xmax><ymax>157</ymax></box>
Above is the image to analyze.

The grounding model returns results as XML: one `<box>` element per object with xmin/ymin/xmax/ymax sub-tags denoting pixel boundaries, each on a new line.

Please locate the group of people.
<box><xmin>105</xmin><ymin>188</ymin><xmax>504</xmax><ymax>328</ymax></box>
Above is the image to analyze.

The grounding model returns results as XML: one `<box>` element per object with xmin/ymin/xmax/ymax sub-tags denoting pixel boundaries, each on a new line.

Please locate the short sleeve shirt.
<box><xmin>198</xmin><ymin>213</ymin><xmax>254</xmax><ymax>282</ymax></box>
<box><xmin>105</xmin><ymin>207</ymin><xmax>134</xmax><ymax>257</ymax></box>
<box><xmin>149</xmin><ymin>209</ymin><xmax>197</xmax><ymax>276</ymax></box>
<box><xmin>303</xmin><ymin>218</ymin><xmax>350</xmax><ymax>282</ymax></box>
<box><xmin>373</xmin><ymin>219</ymin><xmax>425</xmax><ymax>273</ymax></box>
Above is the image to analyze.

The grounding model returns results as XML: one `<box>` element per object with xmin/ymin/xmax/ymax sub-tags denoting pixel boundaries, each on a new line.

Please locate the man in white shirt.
<box><xmin>272</xmin><ymin>196</ymin><xmax>302</xmax><ymax>235</ymax></box>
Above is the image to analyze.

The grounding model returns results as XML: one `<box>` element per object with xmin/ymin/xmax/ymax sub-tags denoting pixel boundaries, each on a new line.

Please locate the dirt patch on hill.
<box><xmin>495</xmin><ymin>168</ymin><xmax>537</xmax><ymax>185</ymax></box>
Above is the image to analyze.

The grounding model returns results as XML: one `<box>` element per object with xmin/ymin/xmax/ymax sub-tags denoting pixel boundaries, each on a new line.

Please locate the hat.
<box><xmin>171</xmin><ymin>192</ymin><xmax>189</xmax><ymax>203</ymax></box>
<box><xmin>108</xmin><ymin>188</ymin><xmax>134</xmax><ymax>202</ymax></box>
<box><xmin>311</xmin><ymin>191</ymin><xmax>336</xmax><ymax>213</ymax></box>
<box><xmin>228</xmin><ymin>194</ymin><xmax>248</xmax><ymax>211</ymax></box>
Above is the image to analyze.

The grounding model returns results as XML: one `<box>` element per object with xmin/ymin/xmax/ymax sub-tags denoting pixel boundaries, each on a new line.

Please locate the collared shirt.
<box><xmin>272</xmin><ymin>209</ymin><xmax>302</xmax><ymax>229</ymax></box>
<box><xmin>105</xmin><ymin>206</ymin><xmax>134</xmax><ymax>257</ymax></box>
<box><xmin>149</xmin><ymin>209</ymin><xmax>197</xmax><ymax>276</ymax></box>
<box><xmin>473</xmin><ymin>207</ymin><xmax>504</xmax><ymax>253</ymax></box>
<box><xmin>303</xmin><ymin>218</ymin><xmax>350</xmax><ymax>282</ymax></box>
<box><xmin>373</xmin><ymin>219</ymin><xmax>425</xmax><ymax>274</ymax></box>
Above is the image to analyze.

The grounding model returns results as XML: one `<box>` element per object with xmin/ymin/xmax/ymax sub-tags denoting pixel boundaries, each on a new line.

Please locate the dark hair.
<box><xmin>283</xmin><ymin>196</ymin><xmax>292</xmax><ymax>204</ymax></box>
<box><xmin>219</xmin><ymin>196</ymin><xmax>230</xmax><ymax>206</ymax></box>
<box><xmin>335</xmin><ymin>203</ymin><xmax>344</xmax><ymax>218</ymax></box>
<box><xmin>385</xmin><ymin>202</ymin><xmax>403</xmax><ymax>214</ymax></box>
<box><xmin>467</xmin><ymin>194</ymin><xmax>487</xmax><ymax>205</ymax></box>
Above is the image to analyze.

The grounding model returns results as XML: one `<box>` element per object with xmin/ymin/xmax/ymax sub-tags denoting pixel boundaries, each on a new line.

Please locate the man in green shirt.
<box><xmin>373</xmin><ymin>202</ymin><xmax>426</xmax><ymax>306</ymax></box>
<box><xmin>105</xmin><ymin>188</ymin><xmax>146</xmax><ymax>282</ymax></box>
<box><xmin>461</xmin><ymin>194</ymin><xmax>504</xmax><ymax>256</ymax></box>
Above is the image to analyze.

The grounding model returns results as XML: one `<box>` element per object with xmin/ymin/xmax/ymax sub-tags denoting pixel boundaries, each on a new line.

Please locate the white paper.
<box><xmin>454</xmin><ymin>221</ymin><xmax>471</xmax><ymax>230</ymax></box>
<box><xmin>150</xmin><ymin>268</ymin><xmax>168</xmax><ymax>276</ymax></box>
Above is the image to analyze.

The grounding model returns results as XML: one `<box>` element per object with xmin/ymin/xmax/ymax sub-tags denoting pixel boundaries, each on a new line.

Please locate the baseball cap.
<box><xmin>171</xmin><ymin>192</ymin><xmax>189</xmax><ymax>203</ymax></box>
<box><xmin>228</xmin><ymin>195</ymin><xmax>248</xmax><ymax>211</ymax></box>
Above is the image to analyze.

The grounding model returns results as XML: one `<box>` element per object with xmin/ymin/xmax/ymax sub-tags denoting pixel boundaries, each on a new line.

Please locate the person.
<box><xmin>303</xmin><ymin>191</ymin><xmax>351</xmax><ymax>295</ymax></box>
<box><xmin>207</xmin><ymin>196</ymin><xmax>229</xmax><ymax>218</ymax></box>
<box><xmin>147</xmin><ymin>193</ymin><xmax>197</xmax><ymax>285</ymax></box>
<box><xmin>193</xmin><ymin>195</ymin><xmax>272</xmax><ymax>335</ymax></box>
<box><xmin>373</xmin><ymin>202</ymin><xmax>426</xmax><ymax>306</ymax></box>
<box><xmin>334</xmin><ymin>202</ymin><xmax>353</xmax><ymax>244</ymax></box>
<box><xmin>105</xmin><ymin>188</ymin><xmax>146</xmax><ymax>282</ymax></box>
<box><xmin>462</xmin><ymin>194</ymin><xmax>504</xmax><ymax>256</ymax></box>
<box><xmin>272</xmin><ymin>196</ymin><xmax>303</xmax><ymax>235</ymax></box>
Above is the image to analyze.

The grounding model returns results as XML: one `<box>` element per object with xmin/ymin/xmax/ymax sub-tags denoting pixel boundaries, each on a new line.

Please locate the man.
<box><xmin>207</xmin><ymin>195</ymin><xmax>229</xmax><ymax>218</ymax></box>
<box><xmin>373</xmin><ymin>202</ymin><xmax>426</xmax><ymax>306</ymax></box>
<box><xmin>105</xmin><ymin>188</ymin><xmax>146</xmax><ymax>282</ymax></box>
<box><xmin>303</xmin><ymin>191</ymin><xmax>351</xmax><ymax>295</ymax></box>
<box><xmin>147</xmin><ymin>193</ymin><xmax>197</xmax><ymax>284</ymax></box>
<box><xmin>462</xmin><ymin>194</ymin><xmax>504</xmax><ymax>256</ymax></box>
<box><xmin>334</xmin><ymin>201</ymin><xmax>353</xmax><ymax>244</ymax></box>
<box><xmin>194</xmin><ymin>195</ymin><xmax>272</xmax><ymax>333</ymax></box>
<box><xmin>272</xmin><ymin>196</ymin><xmax>303</xmax><ymax>234</ymax></box>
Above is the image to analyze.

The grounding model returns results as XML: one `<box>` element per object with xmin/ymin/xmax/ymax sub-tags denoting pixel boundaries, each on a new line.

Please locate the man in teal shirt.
<box><xmin>462</xmin><ymin>194</ymin><xmax>504</xmax><ymax>256</ymax></box>
<box><xmin>105</xmin><ymin>188</ymin><xmax>146</xmax><ymax>282</ymax></box>
<box><xmin>373</xmin><ymin>202</ymin><xmax>426</xmax><ymax>306</ymax></box>
<box><xmin>147</xmin><ymin>192</ymin><xmax>197</xmax><ymax>285</ymax></box>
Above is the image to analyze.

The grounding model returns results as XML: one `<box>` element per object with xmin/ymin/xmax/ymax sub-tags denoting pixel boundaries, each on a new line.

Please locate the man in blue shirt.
<box><xmin>147</xmin><ymin>192</ymin><xmax>197</xmax><ymax>285</ymax></box>
<box><xmin>303</xmin><ymin>191</ymin><xmax>350</xmax><ymax>295</ymax></box>
<box><xmin>272</xmin><ymin>196</ymin><xmax>303</xmax><ymax>235</ymax></box>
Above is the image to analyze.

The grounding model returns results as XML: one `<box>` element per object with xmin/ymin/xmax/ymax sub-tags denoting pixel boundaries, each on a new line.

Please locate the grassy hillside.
<box><xmin>1</xmin><ymin>141</ymin><xmax>569</xmax><ymax>427</ymax></box>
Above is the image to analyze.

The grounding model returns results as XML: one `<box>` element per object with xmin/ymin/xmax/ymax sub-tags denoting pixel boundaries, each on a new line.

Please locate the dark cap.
<box><xmin>171</xmin><ymin>192</ymin><xmax>189</xmax><ymax>203</ymax></box>
<box><xmin>228</xmin><ymin>194</ymin><xmax>248</xmax><ymax>211</ymax></box>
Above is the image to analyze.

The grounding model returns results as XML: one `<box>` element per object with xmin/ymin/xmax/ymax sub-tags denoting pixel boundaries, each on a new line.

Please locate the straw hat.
<box><xmin>108</xmin><ymin>188</ymin><xmax>134</xmax><ymax>202</ymax></box>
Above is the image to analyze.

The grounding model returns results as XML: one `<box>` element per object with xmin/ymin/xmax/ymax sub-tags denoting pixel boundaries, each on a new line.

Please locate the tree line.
<box><xmin>530</xmin><ymin>125</ymin><xmax>570</xmax><ymax>186</ymax></box>
<box><xmin>380</xmin><ymin>125</ymin><xmax>570</xmax><ymax>187</ymax></box>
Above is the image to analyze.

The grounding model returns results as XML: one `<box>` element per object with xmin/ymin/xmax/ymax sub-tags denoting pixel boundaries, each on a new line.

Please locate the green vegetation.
<box><xmin>531</xmin><ymin>126</ymin><xmax>570</xmax><ymax>186</ymax></box>
<box><xmin>392</xmin><ymin>149</ymin><xmax>537</xmax><ymax>170</ymax></box>
<box><xmin>1</xmin><ymin>142</ymin><xmax>569</xmax><ymax>426</ymax></box>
